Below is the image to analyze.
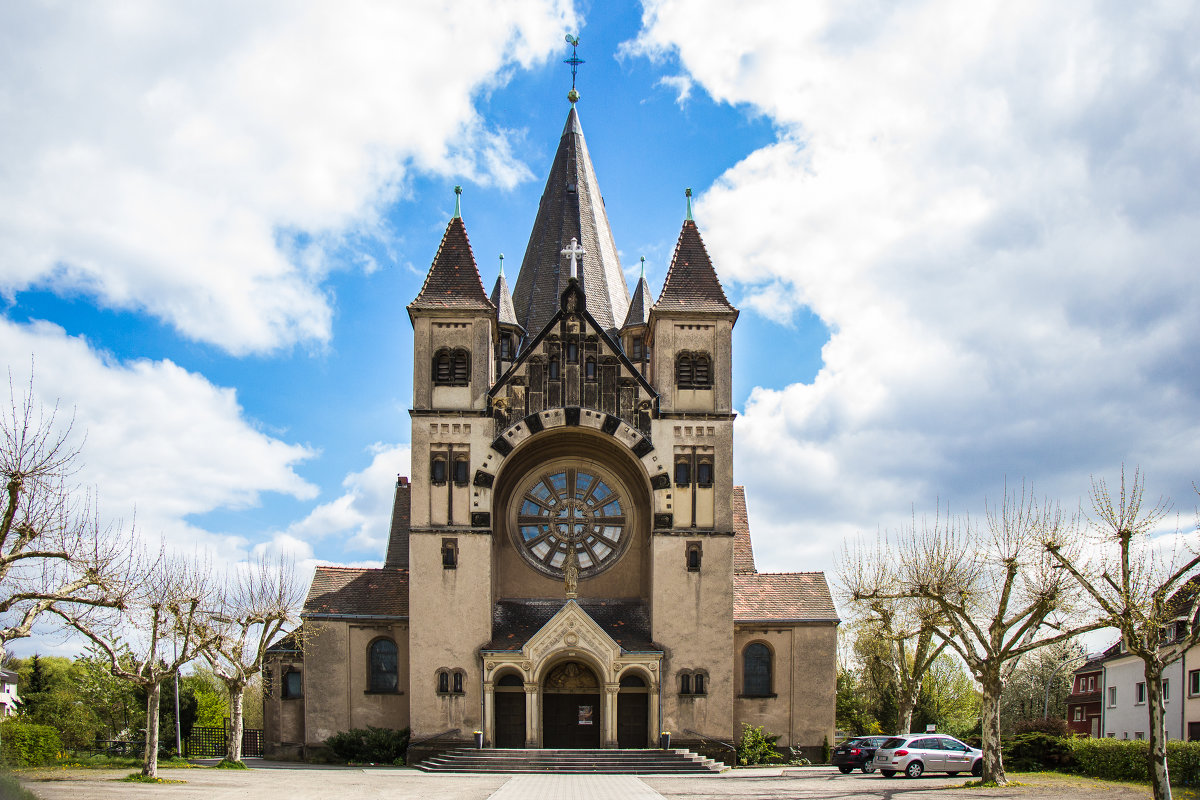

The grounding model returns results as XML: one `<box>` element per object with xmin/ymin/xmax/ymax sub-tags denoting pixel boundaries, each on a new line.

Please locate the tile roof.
<box><xmin>383</xmin><ymin>478</ymin><xmax>410</xmax><ymax>569</ymax></box>
<box><xmin>266</xmin><ymin>628</ymin><xmax>303</xmax><ymax>653</ymax></box>
<box><xmin>303</xmin><ymin>566</ymin><xmax>409</xmax><ymax>618</ymax></box>
<box><xmin>408</xmin><ymin>216</ymin><xmax>495</xmax><ymax>312</ymax></box>
<box><xmin>653</xmin><ymin>220</ymin><xmax>737</xmax><ymax>315</ymax></box>
<box><xmin>622</xmin><ymin>275</ymin><xmax>653</xmax><ymax>329</ymax></box>
<box><xmin>491</xmin><ymin>270</ymin><xmax>521</xmax><ymax>329</ymax></box>
<box><xmin>486</xmin><ymin>599</ymin><xmax>658</xmax><ymax>653</ymax></box>
<box><xmin>732</xmin><ymin>486</ymin><xmax>756</xmax><ymax>574</ymax></box>
<box><xmin>511</xmin><ymin>107</ymin><xmax>630</xmax><ymax>335</ymax></box>
<box><xmin>734</xmin><ymin>572</ymin><xmax>839</xmax><ymax>623</ymax></box>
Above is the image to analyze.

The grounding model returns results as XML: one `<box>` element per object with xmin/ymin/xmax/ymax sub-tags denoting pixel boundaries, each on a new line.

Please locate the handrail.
<box><xmin>683</xmin><ymin>728</ymin><xmax>736</xmax><ymax>754</ymax></box>
<box><xmin>408</xmin><ymin>728</ymin><xmax>462</xmax><ymax>748</ymax></box>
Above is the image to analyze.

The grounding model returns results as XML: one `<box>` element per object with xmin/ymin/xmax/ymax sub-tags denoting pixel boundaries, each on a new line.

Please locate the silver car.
<box><xmin>872</xmin><ymin>733</ymin><xmax>983</xmax><ymax>778</ymax></box>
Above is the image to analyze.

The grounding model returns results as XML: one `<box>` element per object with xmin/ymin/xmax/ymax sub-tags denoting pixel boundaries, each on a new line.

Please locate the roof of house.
<box><xmin>733</xmin><ymin>486</ymin><xmax>756</xmax><ymax>574</ymax></box>
<box><xmin>486</xmin><ymin>599</ymin><xmax>658</xmax><ymax>654</ymax></box>
<box><xmin>733</xmin><ymin>572</ymin><xmax>839</xmax><ymax>623</ymax></box>
<box><xmin>408</xmin><ymin>216</ymin><xmax>495</xmax><ymax>313</ymax></box>
<box><xmin>265</xmin><ymin>629</ymin><xmax>303</xmax><ymax>654</ymax></box>
<box><xmin>511</xmin><ymin>106</ymin><xmax>630</xmax><ymax>335</ymax></box>
<box><xmin>652</xmin><ymin>220</ymin><xmax>736</xmax><ymax>315</ymax></box>
<box><xmin>303</xmin><ymin>566</ymin><xmax>409</xmax><ymax>619</ymax></box>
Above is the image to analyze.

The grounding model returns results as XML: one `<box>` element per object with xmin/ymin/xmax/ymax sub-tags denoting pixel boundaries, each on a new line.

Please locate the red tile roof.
<box><xmin>653</xmin><ymin>220</ymin><xmax>736</xmax><ymax>315</ymax></box>
<box><xmin>408</xmin><ymin>217</ymin><xmax>495</xmax><ymax>312</ymax></box>
<box><xmin>303</xmin><ymin>566</ymin><xmax>409</xmax><ymax>618</ymax></box>
<box><xmin>734</xmin><ymin>572</ymin><xmax>839</xmax><ymax>623</ymax></box>
<box><xmin>733</xmin><ymin>486</ymin><xmax>756</xmax><ymax>574</ymax></box>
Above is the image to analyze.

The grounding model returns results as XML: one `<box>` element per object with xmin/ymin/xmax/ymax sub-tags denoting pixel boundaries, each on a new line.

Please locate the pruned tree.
<box><xmin>201</xmin><ymin>553</ymin><xmax>304</xmax><ymax>764</ymax></box>
<box><xmin>840</xmin><ymin>539</ymin><xmax>948</xmax><ymax>735</ymax></box>
<box><xmin>1</xmin><ymin>373</ymin><xmax>131</xmax><ymax>659</ymax></box>
<box><xmin>853</xmin><ymin>489</ymin><xmax>1104</xmax><ymax>785</ymax></box>
<box><xmin>1044</xmin><ymin>467</ymin><xmax>1200</xmax><ymax>800</ymax></box>
<box><xmin>52</xmin><ymin>548</ymin><xmax>220</xmax><ymax>778</ymax></box>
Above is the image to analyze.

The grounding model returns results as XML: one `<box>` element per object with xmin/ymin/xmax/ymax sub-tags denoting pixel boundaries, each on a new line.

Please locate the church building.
<box><xmin>264</xmin><ymin>93</ymin><xmax>838</xmax><ymax>762</ymax></box>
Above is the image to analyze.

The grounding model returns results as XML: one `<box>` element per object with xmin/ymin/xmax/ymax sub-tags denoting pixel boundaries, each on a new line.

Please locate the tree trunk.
<box><xmin>896</xmin><ymin>688</ymin><xmax>916</xmax><ymax>735</ymax></box>
<box><xmin>1144</xmin><ymin>665</ymin><xmax>1172</xmax><ymax>800</ymax></box>
<box><xmin>979</xmin><ymin>673</ymin><xmax>1007</xmax><ymax>785</ymax></box>
<box><xmin>143</xmin><ymin>681</ymin><xmax>162</xmax><ymax>778</ymax></box>
<box><xmin>225</xmin><ymin>683</ymin><xmax>246</xmax><ymax>763</ymax></box>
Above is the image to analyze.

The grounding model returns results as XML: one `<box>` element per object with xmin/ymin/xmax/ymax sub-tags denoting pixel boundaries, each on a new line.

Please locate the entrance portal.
<box><xmin>617</xmin><ymin>674</ymin><xmax>649</xmax><ymax>748</ymax></box>
<box><xmin>541</xmin><ymin>661</ymin><xmax>601</xmax><ymax>748</ymax></box>
<box><xmin>494</xmin><ymin>674</ymin><xmax>526</xmax><ymax>748</ymax></box>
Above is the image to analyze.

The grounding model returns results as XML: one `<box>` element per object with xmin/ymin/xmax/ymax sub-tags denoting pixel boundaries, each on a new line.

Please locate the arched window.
<box><xmin>452</xmin><ymin>350</ymin><xmax>469</xmax><ymax>384</ymax></box>
<box><xmin>453</xmin><ymin>456</ymin><xmax>470</xmax><ymax>486</ymax></box>
<box><xmin>585</xmin><ymin>358</ymin><xmax>596</xmax><ymax>380</ymax></box>
<box><xmin>548</xmin><ymin>356</ymin><xmax>560</xmax><ymax>380</ymax></box>
<box><xmin>497</xmin><ymin>673</ymin><xmax>523</xmax><ymax>687</ymax></box>
<box><xmin>674</xmin><ymin>458</ymin><xmax>690</xmax><ymax>486</ymax></box>
<box><xmin>676</xmin><ymin>351</ymin><xmax>712</xmax><ymax>389</ymax></box>
<box><xmin>369</xmin><ymin>639</ymin><xmax>398</xmax><ymax>693</ymax></box>
<box><xmin>433</xmin><ymin>349</ymin><xmax>470</xmax><ymax>386</ymax></box>
<box><xmin>282</xmin><ymin>668</ymin><xmax>302</xmax><ymax>699</ymax></box>
<box><xmin>694</xmin><ymin>672</ymin><xmax>706</xmax><ymax>695</ymax></box>
<box><xmin>686</xmin><ymin>542</ymin><xmax>702</xmax><ymax>572</ymax></box>
<box><xmin>433</xmin><ymin>351</ymin><xmax>453</xmax><ymax>384</ymax></box>
<box><xmin>696</xmin><ymin>459</ymin><xmax>714</xmax><ymax>487</ymax></box>
<box><xmin>743</xmin><ymin>643</ymin><xmax>772</xmax><ymax>697</ymax></box>
<box><xmin>692</xmin><ymin>353</ymin><xmax>711</xmax><ymax>387</ymax></box>
<box><xmin>453</xmin><ymin>671</ymin><xmax>464</xmax><ymax>693</ymax></box>
<box><xmin>676</xmin><ymin>353</ymin><xmax>693</xmax><ymax>387</ymax></box>
<box><xmin>431</xmin><ymin>454</ymin><xmax>447</xmax><ymax>485</ymax></box>
<box><xmin>437</xmin><ymin>671</ymin><xmax>449</xmax><ymax>693</ymax></box>
<box><xmin>566</xmin><ymin>342</ymin><xmax>578</xmax><ymax>363</ymax></box>
<box><xmin>680</xmin><ymin>673</ymin><xmax>692</xmax><ymax>695</ymax></box>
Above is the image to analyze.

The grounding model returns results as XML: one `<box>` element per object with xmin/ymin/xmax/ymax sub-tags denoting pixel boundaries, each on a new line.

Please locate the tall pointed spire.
<box><xmin>654</xmin><ymin>196</ymin><xmax>737</xmax><ymax>317</ymax></box>
<box><xmin>490</xmin><ymin>254</ymin><xmax>521</xmax><ymax>331</ymax></box>
<box><xmin>511</xmin><ymin>107</ymin><xmax>630</xmax><ymax>336</ymax></box>
<box><xmin>622</xmin><ymin>255</ymin><xmax>653</xmax><ymax>329</ymax></box>
<box><xmin>408</xmin><ymin>188</ymin><xmax>494</xmax><ymax>315</ymax></box>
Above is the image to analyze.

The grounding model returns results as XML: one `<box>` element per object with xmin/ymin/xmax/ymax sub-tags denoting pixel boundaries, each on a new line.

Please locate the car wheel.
<box><xmin>861</xmin><ymin>765</ymin><xmax>876</xmax><ymax>774</ymax></box>
<box><xmin>947</xmin><ymin>772</ymin><xmax>959</xmax><ymax>776</ymax></box>
<box><xmin>972</xmin><ymin>760</ymin><xmax>983</xmax><ymax>777</ymax></box>
<box><xmin>905</xmin><ymin>761</ymin><xmax>924</xmax><ymax>779</ymax></box>
<box><xmin>838</xmin><ymin>766</ymin><xmax>852</xmax><ymax>774</ymax></box>
<box><xmin>881</xmin><ymin>770</ymin><xmax>896</xmax><ymax>778</ymax></box>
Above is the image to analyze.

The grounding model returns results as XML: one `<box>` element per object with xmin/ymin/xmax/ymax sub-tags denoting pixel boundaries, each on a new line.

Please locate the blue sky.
<box><xmin>3</xmin><ymin>1</ymin><xmax>1200</xmax><ymax>655</ymax></box>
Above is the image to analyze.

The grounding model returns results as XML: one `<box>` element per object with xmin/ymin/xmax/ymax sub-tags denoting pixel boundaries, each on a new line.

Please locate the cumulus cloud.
<box><xmin>632</xmin><ymin>1</ymin><xmax>1200</xmax><ymax>572</ymax></box>
<box><xmin>0</xmin><ymin>320</ymin><xmax>317</xmax><ymax>556</ymax></box>
<box><xmin>0</xmin><ymin>1</ymin><xmax>575</xmax><ymax>355</ymax></box>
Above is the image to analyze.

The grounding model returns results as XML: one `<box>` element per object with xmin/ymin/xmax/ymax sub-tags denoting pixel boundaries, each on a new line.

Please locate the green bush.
<box><xmin>0</xmin><ymin>721</ymin><xmax>63</xmax><ymax>766</ymax></box>
<box><xmin>1066</xmin><ymin>738</ymin><xmax>1200</xmax><ymax>786</ymax></box>
<box><xmin>735</xmin><ymin>723</ymin><xmax>781</xmax><ymax>766</ymax></box>
<box><xmin>324</xmin><ymin>726</ymin><xmax>410</xmax><ymax>764</ymax></box>
<box><xmin>1003</xmin><ymin>732</ymin><xmax>1073</xmax><ymax>772</ymax></box>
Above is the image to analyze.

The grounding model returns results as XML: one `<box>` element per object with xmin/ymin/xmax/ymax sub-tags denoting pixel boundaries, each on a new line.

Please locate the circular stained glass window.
<box><xmin>512</xmin><ymin>466</ymin><xmax>628</xmax><ymax>578</ymax></box>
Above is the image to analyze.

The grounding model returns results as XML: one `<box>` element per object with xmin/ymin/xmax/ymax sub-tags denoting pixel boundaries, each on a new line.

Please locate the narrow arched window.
<box><xmin>680</xmin><ymin>673</ymin><xmax>691</xmax><ymax>695</ymax></box>
<box><xmin>437</xmin><ymin>671</ymin><xmax>449</xmax><ymax>693</ymax></box>
<box><xmin>453</xmin><ymin>456</ymin><xmax>470</xmax><ymax>486</ymax></box>
<box><xmin>676</xmin><ymin>353</ymin><xmax>693</xmax><ymax>387</ymax></box>
<box><xmin>743</xmin><ymin>643</ymin><xmax>772</xmax><ymax>697</ymax></box>
<box><xmin>451</xmin><ymin>350</ymin><xmax>469</xmax><ymax>385</ymax></box>
<box><xmin>693</xmin><ymin>354</ymin><xmax>711</xmax><ymax>388</ymax></box>
<box><xmin>453</xmin><ymin>671</ymin><xmax>464</xmax><ymax>693</ymax></box>
<box><xmin>696</xmin><ymin>460</ymin><xmax>713</xmax><ymax>487</ymax></box>
<box><xmin>369</xmin><ymin>639</ymin><xmax>398</xmax><ymax>693</ymax></box>
<box><xmin>674</xmin><ymin>458</ymin><xmax>690</xmax><ymax>486</ymax></box>
<box><xmin>431</xmin><ymin>455</ymin><xmax>448</xmax><ymax>485</ymax></box>
<box><xmin>566</xmin><ymin>342</ymin><xmax>578</xmax><ymax>363</ymax></box>
<box><xmin>694</xmin><ymin>673</ymin><xmax>706</xmax><ymax>695</ymax></box>
<box><xmin>585</xmin><ymin>358</ymin><xmax>596</xmax><ymax>380</ymax></box>
<box><xmin>433</xmin><ymin>351</ymin><xmax>453</xmax><ymax>384</ymax></box>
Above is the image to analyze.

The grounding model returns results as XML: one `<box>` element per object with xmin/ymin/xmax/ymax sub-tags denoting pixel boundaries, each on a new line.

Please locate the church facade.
<box><xmin>264</xmin><ymin>100</ymin><xmax>838</xmax><ymax>761</ymax></box>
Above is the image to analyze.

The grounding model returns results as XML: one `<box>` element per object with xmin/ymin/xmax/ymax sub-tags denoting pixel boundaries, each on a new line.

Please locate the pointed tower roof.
<box><xmin>512</xmin><ymin>107</ymin><xmax>630</xmax><ymax>335</ymax></box>
<box><xmin>653</xmin><ymin>218</ymin><xmax>737</xmax><ymax>316</ymax></box>
<box><xmin>490</xmin><ymin>259</ymin><xmax>522</xmax><ymax>331</ymax></box>
<box><xmin>408</xmin><ymin>212</ymin><xmax>494</xmax><ymax>315</ymax></box>
<box><xmin>622</xmin><ymin>258</ymin><xmax>653</xmax><ymax>329</ymax></box>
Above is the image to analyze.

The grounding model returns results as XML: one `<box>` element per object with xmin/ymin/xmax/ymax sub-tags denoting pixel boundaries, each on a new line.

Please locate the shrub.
<box><xmin>1067</xmin><ymin>738</ymin><xmax>1200</xmax><ymax>786</ymax></box>
<box><xmin>0</xmin><ymin>721</ymin><xmax>63</xmax><ymax>766</ymax></box>
<box><xmin>821</xmin><ymin>735</ymin><xmax>831</xmax><ymax>764</ymax></box>
<box><xmin>324</xmin><ymin>726</ymin><xmax>410</xmax><ymax>764</ymax></box>
<box><xmin>1013</xmin><ymin>717</ymin><xmax>1071</xmax><ymax>737</ymax></box>
<box><xmin>735</xmin><ymin>723</ymin><xmax>782</xmax><ymax>766</ymax></box>
<box><xmin>1003</xmin><ymin>732</ymin><xmax>1073</xmax><ymax>771</ymax></box>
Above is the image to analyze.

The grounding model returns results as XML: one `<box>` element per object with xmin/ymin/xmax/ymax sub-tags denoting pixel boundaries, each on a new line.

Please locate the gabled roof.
<box><xmin>622</xmin><ymin>274</ymin><xmax>653</xmax><ymax>329</ymax></box>
<box><xmin>734</xmin><ymin>572</ymin><xmax>839</xmax><ymax>623</ymax></box>
<box><xmin>485</xmin><ymin>599</ymin><xmax>657</xmax><ymax>653</ymax></box>
<box><xmin>491</xmin><ymin>270</ymin><xmax>522</xmax><ymax>331</ymax></box>
<box><xmin>733</xmin><ymin>486</ymin><xmax>756</xmax><ymax>574</ymax></box>
<box><xmin>266</xmin><ymin>629</ymin><xmax>303</xmax><ymax>654</ymax></box>
<box><xmin>653</xmin><ymin>220</ymin><xmax>737</xmax><ymax>316</ymax></box>
<box><xmin>303</xmin><ymin>566</ymin><xmax>409</xmax><ymax>619</ymax></box>
<box><xmin>408</xmin><ymin>216</ymin><xmax>495</xmax><ymax>315</ymax></box>
<box><xmin>511</xmin><ymin>107</ymin><xmax>630</xmax><ymax>334</ymax></box>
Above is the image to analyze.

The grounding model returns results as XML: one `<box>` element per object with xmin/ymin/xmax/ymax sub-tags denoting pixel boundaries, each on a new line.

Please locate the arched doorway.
<box><xmin>617</xmin><ymin>673</ymin><xmax>649</xmax><ymax>748</ymax></box>
<box><xmin>541</xmin><ymin>660</ymin><xmax>601</xmax><ymax>748</ymax></box>
<box><xmin>494</xmin><ymin>673</ymin><xmax>526</xmax><ymax>748</ymax></box>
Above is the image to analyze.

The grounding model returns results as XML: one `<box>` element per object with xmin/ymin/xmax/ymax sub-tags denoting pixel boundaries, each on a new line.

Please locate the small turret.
<box><xmin>621</xmin><ymin>256</ymin><xmax>653</xmax><ymax>374</ymax></box>
<box><xmin>490</xmin><ymin>254</ymin><xmax>524</xmax><ymax>372</ymax></box>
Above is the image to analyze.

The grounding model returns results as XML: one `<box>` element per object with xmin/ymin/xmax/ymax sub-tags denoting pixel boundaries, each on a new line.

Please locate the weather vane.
<box><xmin>564</xmin><ymin>34</ymin><xmax>583</xmax><ymax>103</ymax></box>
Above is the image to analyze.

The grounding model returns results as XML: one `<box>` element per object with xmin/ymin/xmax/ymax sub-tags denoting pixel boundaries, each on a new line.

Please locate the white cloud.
<box><xmin>656</xmin><ymin>74</ymin><xmax>694</xmax><ymax>106</ymax></box>
<box><xmin>0</xmin><ymin>319</ymin><xmax>317</xmax><ymax>556</ymax></box>
<box><xmin>0</xmin><ymin>1</ymin><xmax>576</xmax><ymax>355</ymax></box>
<box><xmin>284</xmin><ymin>442</ymin><xmax>411</xmax><ymax>556</ymax></box>
<box><xmin>633</xmin><ymin>1</ymin><xmax>1200</xmax><ymax>573</ymax></box>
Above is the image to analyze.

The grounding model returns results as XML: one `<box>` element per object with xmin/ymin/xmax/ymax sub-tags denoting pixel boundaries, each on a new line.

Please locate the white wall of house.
<box><xmin>0</xmin><ymin>669</ymin><xmax>19</xmax><ymax>717</ymax></box>
<box><xmin>1103</xmin><ymin>654</ymin><xmax>1183</xmax><ymax>740</ymax></box>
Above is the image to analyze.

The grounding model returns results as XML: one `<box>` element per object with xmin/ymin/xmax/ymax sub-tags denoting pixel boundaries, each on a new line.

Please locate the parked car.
<box><xmin>872</xmin><ymin>733</ymin><xmax>983</xmax><ymax>778</ymax></box>
<box><xmin>831</xmin><ymin>736</ymin><xmax>891</xmax><ymax>774</ymax></box>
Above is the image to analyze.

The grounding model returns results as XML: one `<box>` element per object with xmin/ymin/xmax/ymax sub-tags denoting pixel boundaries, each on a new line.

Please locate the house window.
<box><xmin>437</xmin><ymin>671</ymin><xmax>449</xmax><ymax>693</ymax></box>
<box><xmin>743</xmin><ymin>643</ymin><xmax>772</xmax><ymax>697</ymax></box>
<box><xmin>437</xmin><ymin>669</ymin><xmax>464</xmax><ymax>695</ymax></box>
<box><xmin>680</xmin><ymin>673</ymin><xmax>691</xmax><ymax>695</ymax></box>
<box><xmin>676</xmin><ymin>353</ymin><xmax>693</xmax><ymax>387</ymax></box>
<box><xmin>369</xmin><ymin>639</ymin><xmax>399</xmax><ymax>693</ymax></box>
<box><xmin>686</xmin><ymin>542</ymin><xmax>702</xmax><ymax>572</ymax></box>
<box><xmin>453</xmin><ymin>456</ymin><xmax>470</xmax><ymax>486</ymax></box>
<box><xmin>1164</xmin><ymin>679</ymin><xmax>1170</xmax><ymax>701</ymax></box>
<box><xmin>441</xmin><ymin>539</ymin><xmax>458</xmax><ymax>569</ymax></box>
<box><xmin>282</xmin><ymin>669</ymin><xmax>302</xmax><ymax>699</ymax></box>
<box><xmin>1088</xmin><ymin>676</ymin><xmax>1095</xmax><ymax>691</ymax></box>
<box><xmin>630</xmin><ymin>336</ymin><xmax>644</xmax><ymax>360</ymax></box>
<box><xmin>1073</xmin><ymin>707</ymin><xmax>1083</xmax><ymax>722</ymax></box>
<box><xmin>431</xmin><ymin>454</ymin><xmax>448</xmax><ymax>485</ymax></box>
<box><xmin>693</xmin><ymin>673</ymin><xmax>706</xmax><ymax>695</ymax></box>
<box><xmin>1136</xmin><ymin>682</ymin><xmax>1147</xmax><ymax>704</ymax></box>
<box><xmin>453</xmin><ymin>671</ymin><xmax>463</xmax><ymax>694</ymax></box>
<box><xmin>1108</xmin><ymin>687</ymin><xmax>1117</xmax><ymax>707</ymax></box>
<box><xmin>433</xmin><ymin>349</ymin><xmax>470</xmax><ymax>386</ymax></box>
<box><xmin>566</xmin><ymin>342</ymin><xmax>578</xmax><ymax>363</ymax></box>
<box><xmin>548</xmin><ymin>358</ymin><xmax>560</xmax><ymax>380</ymax></box>
<box><xmin>674</xmin><ymin>458</ymin><xmax>690</xmax><ymax>486</ymax></box>
<box><xmin>500</xmin><ymin>335</ymin><xmax>513</xmax><ymax>360</ymax></box>
<box><xmin>585</xmin><ymin>358</ymin><xmax>596</xmax><ymax>380</ymax></box>
<box><xmin>1190</xmin><ymin>669</ymin><xmax>1200</xmax><ymax>696</ymax></box>
<box><xmin>696</xmin><ymin>460</ymin><xmax>713</xmax><ymax>487</ymax></box>
<box><xmin>692</xmin><ymin>353</ymin><xmax>711</xmax><ymax>387</ymax></box>
<box><xmin>1135</xmin><ymin>731</ymin><xmax>1145</xmax><ymax>740</ymax></box>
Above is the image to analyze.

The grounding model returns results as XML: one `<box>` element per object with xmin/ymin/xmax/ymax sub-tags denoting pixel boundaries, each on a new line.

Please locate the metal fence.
<box><xmin>182</xmin><ymin>726</ymin><xmax>264</xmax><ymax>758</ymax></box>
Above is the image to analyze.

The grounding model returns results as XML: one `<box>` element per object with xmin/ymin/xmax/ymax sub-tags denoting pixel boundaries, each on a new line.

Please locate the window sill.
<box><xmin>364</xmin><ymin>690</ymin><xmax>402</xmax><ymax>696</ymax></box>
<box><xmin>436</xmin><ymin>692</ymin><xmax>466</xmax><ymax>698</ymax></box>
<box><xmin>738</xmin><ymin>694</ymin><xmax>778</xmax><ymax>699</ymax></box>
<box><xmin>282</xmin><ymin>695</ymin><xmax>303</xmax><ymax>701</ymax></box>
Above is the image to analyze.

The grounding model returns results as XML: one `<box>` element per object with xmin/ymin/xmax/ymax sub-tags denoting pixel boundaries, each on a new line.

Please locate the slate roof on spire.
<box><xmin>512</xmin><ymin>107</ymin><xmax>630</xmax><ymax>335</ymax></box>
<box><xmin>622</xmin><ymin>274</ymin><xmax>653</xmax><ymax>329</ymax></box>
<box><xmin>408</xmin><ymin>216</ymin><xmax>495</xmax><ymax>313</ymax></box>
<box><xmin>490</xmin><ymin>270</ymin><xmax>521</xmax><ymax>330</ymax></box>
<box><xmin>653</xmin><ymin>220</ymin><xmax>736</xmax><ymax>315</ymax></box>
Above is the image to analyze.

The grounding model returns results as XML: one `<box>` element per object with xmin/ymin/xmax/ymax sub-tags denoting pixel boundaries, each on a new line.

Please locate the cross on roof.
<box><xmin>561</xmin><ymin>237</ymin><xmax>586</xmax><ymax>281</ymax></box>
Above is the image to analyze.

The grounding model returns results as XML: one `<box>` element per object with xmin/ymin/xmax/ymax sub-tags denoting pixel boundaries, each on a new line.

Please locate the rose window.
<box><xmin>514</xmin><ymin>467</ymin><xmax>627</xmax><ymax>578</ymax></box>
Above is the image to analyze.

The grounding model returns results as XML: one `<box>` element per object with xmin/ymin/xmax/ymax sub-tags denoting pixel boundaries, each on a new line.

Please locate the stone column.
<box><xmin>648</xmin><ymin>680</ymin><xmax>660</xmax><ymax>748</ymax></box>
<box><xmin>604</xmin><ymin>684</ymin><xmax>620</xmax><ymax>748</ymax></box>
<box><xmin>482</xmin><ymin>680</ymin><xmax>494</xmax><ymax>747</ymax></box>
<box><xmin>524</xmin><ymin>684</ymin><xmax>538</xmax><ymax>748</ymax></box>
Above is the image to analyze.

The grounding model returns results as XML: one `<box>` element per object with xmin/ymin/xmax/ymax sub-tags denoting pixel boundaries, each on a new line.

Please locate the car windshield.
<box><xmin>866</xmin><ymin>737</ymin><xmax>889</xmax><ymax>746</ymax></box>
<box><xmin>880</xmin><ymin>737</ymin><xmax>907</xmax><ymax>749</ymax></box>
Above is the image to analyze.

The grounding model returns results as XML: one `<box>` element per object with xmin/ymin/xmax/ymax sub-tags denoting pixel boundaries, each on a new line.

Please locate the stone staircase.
<box><xmin>414</xmin><ymin>747</ymin><xmax>725</xmax><ymax>774</ymax></box>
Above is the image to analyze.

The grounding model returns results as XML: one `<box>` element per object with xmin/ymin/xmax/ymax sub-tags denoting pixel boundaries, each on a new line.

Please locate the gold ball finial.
<box><xmin>568</xmin><ymin>88</ymin><xmax>580</xmax><ymax>103</ymax></box>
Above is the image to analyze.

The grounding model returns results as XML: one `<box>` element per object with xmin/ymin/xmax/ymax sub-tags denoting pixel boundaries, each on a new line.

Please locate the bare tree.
<box><xmin>1044</xmin><ymin>467</ymin><xmax>1199</xmax><ymax>800</ymax></box>
<box><xmin>53</xmin><ymin>548</ymin><xmax>220</xmax><ymax>778</ymax></box>
<box><xmin>1</xmin><ymin>373</ymin><xmax>131</xmax><ymax>659</ymax></box>
<box><xmin>840</xmin><ymin>540</ymin><xmax>948</xmax><ymax>735</ymax></box>
<box><xmin>202</xmin><ymin>553</ymin><xmax>304</xmax><ymax>764</ymax></box>
<box><xmin>854</xmin><ymin>490</ymin><xmax>1104</xmax><ymax>785</ymax></box>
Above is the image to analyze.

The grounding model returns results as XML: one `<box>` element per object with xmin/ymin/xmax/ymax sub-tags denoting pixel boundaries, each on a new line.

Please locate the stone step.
<box><xmin>414</xmin><ymin>747</ymin><xmax>723</xmax><ymax>774</ymax></box>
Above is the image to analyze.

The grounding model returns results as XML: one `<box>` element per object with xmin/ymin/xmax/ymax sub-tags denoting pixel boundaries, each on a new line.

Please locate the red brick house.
<box><xmin>1067</xmin><ymin>654</ymin><xmax>1106</xmax><ymax>737</ymax></box>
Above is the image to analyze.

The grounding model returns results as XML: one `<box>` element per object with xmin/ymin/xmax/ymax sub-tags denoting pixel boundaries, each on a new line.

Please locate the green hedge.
<box><xmin>0</xmin><ymin>721</ymin><xmax>63</xmax><ymax>766</ymax></box>
<box><xmin>1067</xmin><ymin>738</ymin><xmax>1200</xmax><ymax>786</ymax></box>
<box><xmin>324</xmin><ymin>726</ymin><xmax>409</xmax><ymax>764</ymax></box>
